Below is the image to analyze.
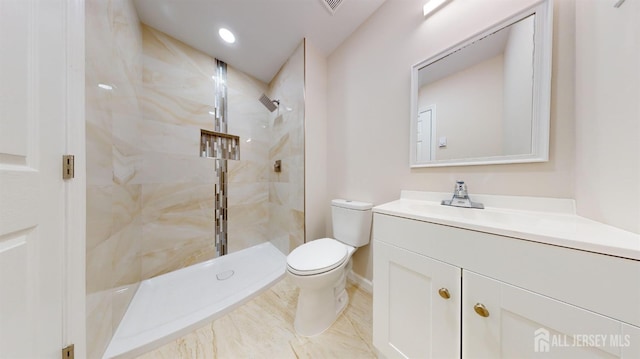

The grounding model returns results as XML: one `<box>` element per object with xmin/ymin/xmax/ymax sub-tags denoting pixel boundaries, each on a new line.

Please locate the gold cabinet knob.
<box><xmin>438</xmin><ymin>288</ymin><xmax>450</xmax><ymax>299</ymax></box>
<box><xmin>474</xmin><ymin>303</ymin><xmax>490</xmax><ymax>317</ymax></box>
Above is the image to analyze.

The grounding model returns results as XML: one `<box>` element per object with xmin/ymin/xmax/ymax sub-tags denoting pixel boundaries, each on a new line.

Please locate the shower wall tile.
<box><xmin>87</xmin><ymin>185</ymin><xmax>114</xmax><ymax>251</ymax></box>
<box><xmin>141</xmin><ymin>26</ymin><xmax>215</xmax><ymax>80</ymax></box>
<box><xmin>228</xmin><ymin>156</ymin><xmax>269</xmax><ymax>183</ymax></box>
<box><xmin>140</xmin><ymin>183</ymin><xmax>216</xmax><ymax>278</ymax></box>
<box><xmin>86</xmin><ymin>290</ymin><xmax>112</xmax><ymax>359</ymax></box>
<box><xmin>86</xmin><ymin>234</ymin><xmax>117</xmax><ymax>294</ymax></box>
<box><xmin>86</xmin><ymin>0</ymin><xmax>144</xmax><ymax>357</ymax></box>
<box><xmin>138</xmin><ymin>153</ymin><xmax>216</xmax><ymax>184</ymax></box>
<box><xmin>140</xmin><ymin>119</ymin><xmax>200</xmax><ymax>156</ymax></box>
<box><xmin>143</xmin><ymin>56</ymin><xmax>216</xmax><ymax>106</ymax></box>
<box><xmin>228</xmin><ymin>182</ymin><xmax>269</xmax><ymax>206</ymax></box>
<box><xmin>113</xmin><ymin>220</ymin><xmax>142</xmax><ymax>287</ymax></box>
<box><xmin>267</xmin><ymin>41</ymin><xmax>305</xmax><ymax>255</ymax></box>
<box><xmin>86</xmin><ymin>118</ymin><xmax>114</xmax><ymax>186</ymax></box>
<box><xmin>140</xmin><ymin>86</ymin><xmax>215</xmax><ymax>128</ymax></box>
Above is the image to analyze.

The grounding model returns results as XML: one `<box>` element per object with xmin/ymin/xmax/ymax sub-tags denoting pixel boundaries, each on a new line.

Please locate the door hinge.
<box><xmin>62</xmin><ymin>155</ymin><xmax>74</xmax><ymax>180</ymax></box>
<box><xmin>61</xmin><ymin>344</ymin><xmax>74</xmax><ymax>359</ymax></box>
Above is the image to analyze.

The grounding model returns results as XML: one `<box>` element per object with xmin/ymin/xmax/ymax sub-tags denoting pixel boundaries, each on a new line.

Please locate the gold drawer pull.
<box><xmin>474</xmin><ymin>303</ymin><xmax>490</xmax><ymax>317</ymax></box>
<box><xmin>438</xmin><ymin>288</ymin><xmax>451</xmax><ymax>299</ymax></box>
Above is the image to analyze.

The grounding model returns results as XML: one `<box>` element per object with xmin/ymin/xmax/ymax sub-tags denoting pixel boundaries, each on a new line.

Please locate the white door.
<box><xmin>373</xmin><ymin>240</ymin><xmax>461</xmax><ymax>359</ymax></box>
<box><xmin>416</xmin><ymin>106</ymin><xmax>436</xmax><ymax>162</ymax></box>
<box><xmin>463</xmin><ymin>270</ymin><xmax>633</xmax><ymax>358</ymax></box>
<box><xmin>0</xmin><ymin>0</ymin><xmax>70</xmax><ymax>356</ymax></box>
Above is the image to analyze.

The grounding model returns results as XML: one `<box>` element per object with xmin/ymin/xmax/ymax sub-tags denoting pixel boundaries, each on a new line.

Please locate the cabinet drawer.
<box><xmin>373</xmin><ymin>213</ymin><xmax>640</xmax><ymax>327</ymax></box>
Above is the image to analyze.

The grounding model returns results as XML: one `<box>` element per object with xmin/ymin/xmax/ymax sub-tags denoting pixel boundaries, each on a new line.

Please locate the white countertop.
<box><xmin>373</xmin><ymin>191</ymin><xmax>640</xmax><ymax>261</ymax></box>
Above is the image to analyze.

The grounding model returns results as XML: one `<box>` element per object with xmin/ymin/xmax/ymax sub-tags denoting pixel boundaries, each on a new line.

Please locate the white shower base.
<box><xmin>103</xmin><ymin>242</ymin><xmax>286</xmax><ymax>359</ymax></box>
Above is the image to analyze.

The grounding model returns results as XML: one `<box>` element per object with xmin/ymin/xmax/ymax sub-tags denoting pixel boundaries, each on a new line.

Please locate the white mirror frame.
<box><xmin>410</xmin><ymin>0</ymin><xmax>553</xmax><ymax>168</ymax></box>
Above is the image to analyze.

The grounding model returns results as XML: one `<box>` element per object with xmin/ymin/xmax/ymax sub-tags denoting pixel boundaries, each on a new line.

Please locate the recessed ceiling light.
<box><xmin>218</xmin><ymin>28</ymin><xmax>236</xmax><ymax>44</ymax></box>
<box><xmin>98</xmin><ymin>83</ymin><xmax>113</xmax><ymax>90</ymax></box>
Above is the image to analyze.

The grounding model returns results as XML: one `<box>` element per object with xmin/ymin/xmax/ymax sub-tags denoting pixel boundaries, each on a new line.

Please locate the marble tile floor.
<box><xmin>136</xmin><ymin>277</ymin><xmax>377</xmax><ymax>359</ymax></box>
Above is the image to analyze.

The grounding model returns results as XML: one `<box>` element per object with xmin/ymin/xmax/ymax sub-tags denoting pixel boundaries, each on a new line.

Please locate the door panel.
<box><xmin>0</xmin><ymin>0</ymin><xmax>67</xmax><ymax>357</ymax></box>
<box><xmin>373</xmin><ymin>240</ymin><xmax>461</xmax><ymax>358</ymax></box>
<box><xmin>463</xmin><ymin>270</ymin><xmax>625</xmax><ymax>359</ymax></box>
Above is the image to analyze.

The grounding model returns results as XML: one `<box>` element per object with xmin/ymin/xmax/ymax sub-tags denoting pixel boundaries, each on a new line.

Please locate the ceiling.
<box><xmin>133</xmin><ymin>0</ymin><xmax>387</xmax><ymax>84</ymax></box>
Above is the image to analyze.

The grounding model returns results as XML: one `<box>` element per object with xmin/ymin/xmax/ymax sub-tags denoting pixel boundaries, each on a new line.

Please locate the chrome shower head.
<box><xmin>259</xmin><ymin>93</ymin><xmax>279</xmax><ymax>112</ymax></box>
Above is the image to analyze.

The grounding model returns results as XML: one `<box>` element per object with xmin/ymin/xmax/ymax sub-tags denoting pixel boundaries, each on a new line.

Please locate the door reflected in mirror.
<box><xmin>410</xmin><ymin>0</ymin><xmax>552</xmax><ymax>167</ymax></box>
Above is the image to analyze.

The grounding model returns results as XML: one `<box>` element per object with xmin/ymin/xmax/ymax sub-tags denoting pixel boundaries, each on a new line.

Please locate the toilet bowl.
<box><xmin>286</xmin><ymin>199</ymin><xmax>372</xmax><ymax>336</ymax></box>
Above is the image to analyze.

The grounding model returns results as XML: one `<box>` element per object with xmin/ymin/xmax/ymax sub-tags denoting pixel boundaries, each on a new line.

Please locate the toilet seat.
<box><xmin>287</xmin><ymin>238</ymin><xmax>348</xmax><ymax>276</ymax></box>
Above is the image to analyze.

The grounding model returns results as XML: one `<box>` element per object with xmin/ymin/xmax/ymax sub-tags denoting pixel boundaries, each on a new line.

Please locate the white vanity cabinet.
<box><xmin>373</xmin><ymin>240</ymin><xmax>461</xmax><ymax>358</ymax></box>
<box><xmin>463</xmin><ymin>270</ymin><xmax>639</xmax><ymax>359</ymax></box>
<box><xmin>372</xmin><ymin>210</ymin><xmax>640</xmax><ymax>359</ymax></box>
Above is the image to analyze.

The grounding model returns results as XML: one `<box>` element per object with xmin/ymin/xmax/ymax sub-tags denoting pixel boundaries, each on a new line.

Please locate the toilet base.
<box><xmin>290</xmin><ymin>265</ymin><xmax>350</xmax><ymax>336</ymax></box>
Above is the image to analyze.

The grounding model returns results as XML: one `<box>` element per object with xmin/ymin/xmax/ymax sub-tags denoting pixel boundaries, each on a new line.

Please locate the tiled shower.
<box><xmin>85</xmin><ymin>0</ymin><xmax>304</xmax><ymax>357</ymax></box>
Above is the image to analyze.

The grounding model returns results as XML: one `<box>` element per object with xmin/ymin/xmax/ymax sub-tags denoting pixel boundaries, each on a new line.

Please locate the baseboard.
<box><xmin>347</xmin><ymin>270</ymin><xmax>373</xmax><ymax>294</ymax></box>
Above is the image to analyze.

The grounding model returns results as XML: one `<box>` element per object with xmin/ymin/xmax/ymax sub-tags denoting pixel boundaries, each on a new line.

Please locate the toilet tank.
<box><xmin>331</xmin><ymin>199</ymin><xmax>373</xmax><ymax>247</ymax></box>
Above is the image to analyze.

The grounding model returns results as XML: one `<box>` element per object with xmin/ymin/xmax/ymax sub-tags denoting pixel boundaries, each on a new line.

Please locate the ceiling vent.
<box><xmin>321</xmin><ymin>0</ymin><xmax>344</xmax><ymax>15</ymax></box>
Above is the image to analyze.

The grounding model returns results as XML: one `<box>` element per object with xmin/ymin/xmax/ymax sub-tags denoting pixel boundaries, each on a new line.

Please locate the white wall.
<box><xmin>327</xmin><ymin>0</ymin><xmax>576</xmax><ymax>280</ymax></box>
<box><xmin>304</xmin><ymin>40</ymin><xmax>329</xmax><ymax>242</ymax></box>
<box><xmin>419</xmin><ymin>55</ymin><xmax>504</xmax><ymax>160</ymax></box>
<box><xmin>503</xmin><ymin>15</ymin><xmax>535</xmax><ymax>155</ymax></box>
<box><xmin>574</xmin><ymin>0</ymin><xmax>640</xmax><ymax>234</ymax></box>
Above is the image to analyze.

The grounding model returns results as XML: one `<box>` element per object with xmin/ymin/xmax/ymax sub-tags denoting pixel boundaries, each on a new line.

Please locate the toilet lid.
<box><xmin>287</xmin><ymin>238</ymin><xmax>348</xmax><ymax>275</ymax></box>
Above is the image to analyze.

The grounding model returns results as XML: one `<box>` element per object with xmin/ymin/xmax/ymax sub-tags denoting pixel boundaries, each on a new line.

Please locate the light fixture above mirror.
<box><xmin>410</xmin><ymin>0</ymin><xmax>553</xmax><ymax>168</ymax></box>
<box><xmin>423</xmin><ymin>0</ymin><xmax>451</xmax><ymax>18</ymax></box>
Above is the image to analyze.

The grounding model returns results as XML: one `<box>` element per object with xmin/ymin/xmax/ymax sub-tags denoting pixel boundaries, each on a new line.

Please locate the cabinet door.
<box><xmin>373</xmin><ymin>240</ymin><xmax>461</xmax><ymax>359</ymax></box>
<box><xmin>622</xmin><ymin>324</ymin><xmax>640</xmax><ymax>358</ymax></box>
<box><xmin>463</xmin><ymin>270</ymin><xmax>630</xmax><ymax>358</ymax></box>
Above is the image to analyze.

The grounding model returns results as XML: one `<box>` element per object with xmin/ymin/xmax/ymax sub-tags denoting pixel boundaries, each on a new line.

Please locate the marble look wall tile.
<box><xmin>228</xmin><ymin>182</ymin><xmax>268</xmax><ymax>206</ymax></box>
<box><xmin>112</xmin><ymin>184</ymin><xmax>142</xmax><ymax>231</ymax></box>
<box><xmin>86</xmin><ymin>234</ymin><xmax>117</xmax><ymax>294</ymax></box>
<box><xmin>113</xmin><ymin>220</ymin><xmax>142</xmax><ymax>287</ymax></box>
<box><xmin>137</xmin><ymin>153</ymin><xmax>217</xmax><ymax>184</ymax></box>
<box><xmin>86</xmin><ymin>290</ymin><xmax>113</xmax><ymax>359</ymax></box>
<box><xmin>142</xmin><ymin>25</ymin><xmax>216</xmax><ymax>80</ymax></box>
<box><xmin>269</xmin><ymin>132</ymin><xmax>290</xmax><ymax>161</ymax></box>
<box><xmin>228</xmin><ymin>158</ymin><xmax>268</xmax><ymax>183</ymax></box>
<box><xmin>141</xmin><ymin>229</ymin><xmax>215</xmax><ymax>279</ymax></box>
<box><xmin>269</xmin><ymin>183</ymin><xmax>289</xmax><ymax>206</ymax></box>
<box><xmin>143</xmin><ymin>56</ymin><xmax>216</xmax><ymax>107</ymax></box>
<box><xmin>140</xmin><ymin>85</ymin><xmax>216</xmax><ymax>129</ymax></box>
<box><xmin>113</xmin><ymin>146</ymin><xmax>139</xmax><ymax>185</ymax></box>
<box><xmin>227</xmin><ymin>203</ymin><xmax>269</xmax><ymax>230</ymax></box>
<box><xmin>86</xmin><ymin>118</ymin><xmax>113</xmax><ymax>186</ymax></box>
<box><xmin>86</xmin><ymin>0</ymin><xmax>145</xmax><ymax>357</ymax></box>
<box><xmin>87</xmin><ymin>185</ymin><xmax>114</xmax><ymax>251</ymax></box>
<box><xmin>140</xmin><ymin>119</ymin><xmax>200</xmax><ymax>157</ymax></box>
<box><xmin>227</xmin><ymin>223</ymin><xmax>270</xmax><ymax>254</ymax></box>
<box><xmin>141</xmin><ymin>183</ymin><xmax>216</xmax><ymax>279</ymax></box>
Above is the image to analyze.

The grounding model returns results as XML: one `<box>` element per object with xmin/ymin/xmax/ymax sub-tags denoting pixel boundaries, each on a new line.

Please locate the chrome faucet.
<box><xmin>441</xmin><ymin>180</ymin><xmax>484</xmax><ymax>209</ymax></box>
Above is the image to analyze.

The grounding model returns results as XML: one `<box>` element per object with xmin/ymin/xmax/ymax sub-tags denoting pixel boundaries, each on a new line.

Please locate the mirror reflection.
<box><xmin>417</xmin><ymin>15</ymin><xmax>534</xmax><ymax>162</ymax></box>
<box><xmin>411</xmin><ymin>8</ymin><xmax>550</xmax><ymax>167</ymax></box>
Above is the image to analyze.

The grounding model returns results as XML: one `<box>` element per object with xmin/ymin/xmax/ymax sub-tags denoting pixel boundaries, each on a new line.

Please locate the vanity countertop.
<box><xmin>373</xmin><ymin>191</ymin><xmax>640</xmax><ymax>261</ymax></box>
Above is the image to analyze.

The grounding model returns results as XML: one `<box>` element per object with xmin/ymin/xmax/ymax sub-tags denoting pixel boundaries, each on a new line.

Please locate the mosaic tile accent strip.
<box><xmin>213</xmin><ymin>59</ymin><xmax>230</xmax><ymax>256</ymax></box>
<box><xmin>200</xmin><ymin>130</ymin><xmax>240</xmax><ymax>160</ymax></box>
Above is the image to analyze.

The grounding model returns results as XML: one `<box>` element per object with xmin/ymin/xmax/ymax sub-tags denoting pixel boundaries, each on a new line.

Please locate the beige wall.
<box><xmin>574</xmin><ymin>0</ymin><xmax>640</xmax><ymax>234</ymax></box>
<box><xmin>326</xmin><ymin>0</ymin><xmax>577</xmax><ymax>280</ymax></box>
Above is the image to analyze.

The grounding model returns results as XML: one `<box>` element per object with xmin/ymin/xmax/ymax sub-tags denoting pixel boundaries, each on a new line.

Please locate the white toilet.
<box><xmin>286</xmin><ymin>199</ymin><xmax>372</xmax><ymax>336</ymax></box>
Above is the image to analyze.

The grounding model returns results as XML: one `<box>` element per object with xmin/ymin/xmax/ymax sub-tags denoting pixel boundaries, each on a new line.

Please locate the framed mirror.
<box><xmin>410</xmin><ymin>0</ymin><xmax>552</xmax><ymax>168</ymax></box>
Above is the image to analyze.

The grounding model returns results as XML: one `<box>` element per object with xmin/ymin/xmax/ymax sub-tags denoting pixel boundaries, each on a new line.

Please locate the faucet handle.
<box><xmin>454</xmin><ymin>180</ymin><xmax>468</xmax><ymax>198</ymax></box>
